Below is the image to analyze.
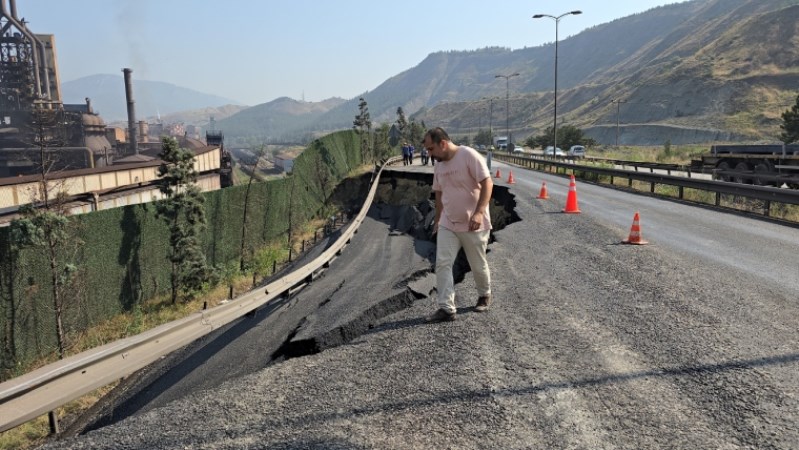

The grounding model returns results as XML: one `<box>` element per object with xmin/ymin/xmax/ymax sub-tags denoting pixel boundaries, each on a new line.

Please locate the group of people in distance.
<box><xmin>401</xmin><ymin>141</ymin><xmax>433</xmax><ymax>166</ymax></box>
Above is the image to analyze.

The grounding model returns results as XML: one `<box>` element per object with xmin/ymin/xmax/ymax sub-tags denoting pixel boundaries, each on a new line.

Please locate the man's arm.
<box><xmin>469</xmin><ymin>176</ymin><xmax>493</xmax><ymax>231</ymax></box>
<box><xmin>433</xmin><ymin>189</ymin><xmax>443</xmax><ymax>235</ymax></box>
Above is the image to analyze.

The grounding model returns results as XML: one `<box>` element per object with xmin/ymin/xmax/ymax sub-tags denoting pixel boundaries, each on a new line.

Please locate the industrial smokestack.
<box><xmin>122</xmin><ymin>68</ymin><xmax>138</xmax><ymax>155</ymax></box>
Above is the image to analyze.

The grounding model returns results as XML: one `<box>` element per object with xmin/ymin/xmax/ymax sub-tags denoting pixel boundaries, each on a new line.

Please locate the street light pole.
<box><xmin>533</xmin><ymin>10</ymin><xmax>581</xmax><ymax>155</ymax></box>
<box><xmin>495</xmin><ymin>73</ymin><xmax>519</xmax><ymax>150</ymax></box>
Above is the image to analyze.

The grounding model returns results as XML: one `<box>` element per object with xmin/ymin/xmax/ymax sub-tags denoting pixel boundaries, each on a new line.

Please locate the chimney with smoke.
<box><xmin>122</xmin><ymin>68</ymin><xmax>138</xmax><ymax>155</ymax></box>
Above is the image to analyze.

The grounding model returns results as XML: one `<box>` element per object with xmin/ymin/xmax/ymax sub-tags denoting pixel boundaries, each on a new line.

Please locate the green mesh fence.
<box><xmin>0</xmin><ymin>129</ymin><xmax>364</xmax><ymax>376</ymax></box>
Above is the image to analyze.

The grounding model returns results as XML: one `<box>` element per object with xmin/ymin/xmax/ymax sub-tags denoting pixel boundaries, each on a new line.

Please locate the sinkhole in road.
<box><xmin>272</xmin><ymin>173</ymin><xmax>520</xmax><ymax>362</ymax></box>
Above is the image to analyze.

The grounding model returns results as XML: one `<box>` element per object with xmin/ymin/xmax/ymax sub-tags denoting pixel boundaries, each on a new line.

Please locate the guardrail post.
<box><xmin>48</xmin><ymin>411</ymin><xmax>59</xmax><ymax>434</ymax></box>
<box><xmin>764</xmin><ymin>200</ymin><xmax>771</xmax><ymax>217</ymax></box>
<box><xmin>678</xmin><ymin>186</ymin><xmax>684</xmax><ymax>199</ymax></box>
<box><xmin>272</xmin><ymin>260</ymin><xmax>276</xmax><ymax>275</ymax></box>
<box><xmin>288</xmin><ymin>247</ymin><xmax>292</xmax><ymax>262</ymax></box>
<box><xmin>650</xmin><ymin>182</ymin><xmax>655</xmax><ymax>193</ymax></box>
<box><xmin>302</xmin><ymin>239</ymin><xmax>306</xmax><ymax>253</ymax></box>
<box><xmin>715</xmin><ymin>192</ymin><xmax>721</xmax><ymax>206</ymax></box>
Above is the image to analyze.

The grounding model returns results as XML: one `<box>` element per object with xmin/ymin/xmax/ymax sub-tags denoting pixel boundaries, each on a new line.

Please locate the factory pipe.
<box><xmin>9</xmin><ymin>0</ymin><xmax>52</xmax><ymax>101</ymax></box>
<box><xmin>11</xmin><ymin>0</ymin><xmax>52</xmax><ymax>102</ymax></box>
<box><xmin>122</xmin><ymin>68</ymin><xmax>138</xmax><ymax>155</ymax></box>
<box><xmin>0</xmin><ymin>0</ymin><xmax>43</xmax><ymax>100</ymax></box>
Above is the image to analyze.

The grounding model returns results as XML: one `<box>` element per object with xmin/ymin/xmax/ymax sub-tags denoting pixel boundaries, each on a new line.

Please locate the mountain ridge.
<box><xmin>65</xmin><ymin>0</ymin><xmax>799</xmax><ymax>145</ymax></box>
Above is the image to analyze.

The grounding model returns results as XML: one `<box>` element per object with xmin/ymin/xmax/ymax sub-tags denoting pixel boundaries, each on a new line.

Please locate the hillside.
<box><xmin>61</xmin><ymin>74</ymin><xmax>244</xmax><ymax>122</ymax></box>
<box><xmin>214</xmin><ymin>96</ymin><xmax>348</xmax><ymax>145</ymax></box>
<box><xmin>241</xmin><ymin>0</ymin><xmax>799</xmax><ymax>145</ymax></box>
<box><xmin>63</xmin><ymin>0</ymin><xmax>799</xmax><ymax>146</ymax></box>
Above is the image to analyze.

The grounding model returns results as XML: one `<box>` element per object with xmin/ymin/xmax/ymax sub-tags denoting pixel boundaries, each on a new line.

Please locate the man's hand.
<box><xmin>432</xmin><ymin>221</ymin><xmax>439</xmax><ymax>235</ymax></box>
<box><xmin>469</xmin><ymin>211</ymin><xmax>484</xmax><ymax>231</ymax></box>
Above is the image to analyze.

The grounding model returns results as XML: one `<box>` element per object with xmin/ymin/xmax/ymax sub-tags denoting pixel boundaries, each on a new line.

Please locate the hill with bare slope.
<box><xmin>219</xmin><ymin>0</ymin><xmax>799</xmax><ymax>145</ymax></box>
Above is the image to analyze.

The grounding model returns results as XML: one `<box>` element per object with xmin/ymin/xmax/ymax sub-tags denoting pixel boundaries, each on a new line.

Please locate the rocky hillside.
<box><xmin>80</xmin><ymin>0</ymin><xmax>797</xmax><ymax>146</ymax></box>
<box><xmin>294</xmin><ymin>0</ymin><xmax>799</xmax><ymax>145</ymax></box>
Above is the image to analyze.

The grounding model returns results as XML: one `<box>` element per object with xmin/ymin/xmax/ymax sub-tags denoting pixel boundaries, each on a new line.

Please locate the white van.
<box><xmin>568</xmin><ymin>145</ymin><xmax>586</xmax><ymax>158</ymax></box>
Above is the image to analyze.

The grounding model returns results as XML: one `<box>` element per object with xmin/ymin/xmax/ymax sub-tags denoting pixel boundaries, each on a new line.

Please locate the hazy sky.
<box><xmin>19</xmin><ymin>0</ymin><xmax>688</xmax><ymax>106</ymax></box>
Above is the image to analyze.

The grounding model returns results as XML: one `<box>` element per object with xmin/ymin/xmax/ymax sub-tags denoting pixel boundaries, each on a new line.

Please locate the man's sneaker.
<box><xmin>474</xmin><ymin>295</ymin><xmax>492</xmax><ymax>312</ymax></box>
<box><xmin>425</xmin><ymin>308</ymin><xmax>456</xmax><ymax>323</ymax></box>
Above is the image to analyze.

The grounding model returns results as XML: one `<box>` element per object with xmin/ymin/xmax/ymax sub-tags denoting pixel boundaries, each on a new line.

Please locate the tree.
<box><xmin>155</xmin><ymin>137</ymin><xmax>212</xmax><ymax>304</ymax></box>
<box><xmin>408</xmin><ymin>119</ymin><xmax>425</xmax><ymax>146</ymax></box>
<box><xmin>374</xmin><ymin>123</ymin><xmax>393</xmax><ymax>161</ymax></box>
<box><xmin>527</xmin><ymin>125</ymin><xmax>587</xmax><ymax>149</ymax></box>
<box><xmin>239</xmin><ymin>146</ymin><xmax>266</xmax><ymax>271</ymax></box>
<box><xmin>353</xmin><ymin>97</ymin><xmax>373</xmax><ymax>162</ymax></box>
<box><xmin>781</xmin><ymin>93</ymin><xmax>799</xmax><ymax>144</ymax></box>
<box><xmin>8</xmin><ymin>108</ymin><xmax>83</xmax><ymax>360</ymax></box>
<box><xmin>474</xmin><ymin>129</ymin><xmax>494</xmax><ymax>147</ymax></box>
<box><xmin>10</xmin><ymin>201</ymin><xmax>83</xmax><ymax>360</ymax></box>
<box><xmin>395</xmin><ymin>107</ymin><xmax>409</xmax><ymax>143</ymax></box>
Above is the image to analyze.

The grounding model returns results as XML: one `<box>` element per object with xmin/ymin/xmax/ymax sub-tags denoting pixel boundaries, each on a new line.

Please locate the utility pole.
<box><xmin>495</xmin><ymin>73</ymin><xmax>519</xmax><ymax>149</ymax></box>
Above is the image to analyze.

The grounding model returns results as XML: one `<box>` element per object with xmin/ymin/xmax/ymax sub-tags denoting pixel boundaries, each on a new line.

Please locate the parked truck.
<box><xmin>692</xmin><ymin>144</ymin><xmax>799</xmax><ymax>187</ymax></box>
<box><xmin>494</xmin><ymin>136</ymin><xmax>508</xmax><ymax>150</ymax></box>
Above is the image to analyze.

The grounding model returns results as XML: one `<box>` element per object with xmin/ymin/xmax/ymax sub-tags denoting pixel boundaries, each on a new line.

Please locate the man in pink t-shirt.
<box><xmin>423</xmin><ymin>127</ymin><xmax>493</xmax><ymax>323</ymax></box>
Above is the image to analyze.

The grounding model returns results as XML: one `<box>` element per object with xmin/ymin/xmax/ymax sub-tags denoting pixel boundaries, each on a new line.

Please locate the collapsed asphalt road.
<box><xmin>59</xmin><ymin>174</ymin><xmax>518</xmax><ymax>439</ymax></box>
<box><xmin>43</xmin><ymin>171</ymin><xmax>799</xmax><ymax>449</ymax></box>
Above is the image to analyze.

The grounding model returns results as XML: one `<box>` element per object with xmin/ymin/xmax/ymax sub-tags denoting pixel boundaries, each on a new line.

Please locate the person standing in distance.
<box><xmin>423</xmin><ymin>127</ymin><xmax>493</xmax><ymax>322</ymax></box>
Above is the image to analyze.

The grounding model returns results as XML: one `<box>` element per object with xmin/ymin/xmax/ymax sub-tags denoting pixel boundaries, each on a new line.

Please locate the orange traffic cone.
<box><xmin>536</xmin><ymin>182</ymin><xmax>549</xmax><ymax>199</ymax></box>
<box><xmin>562</xmin><ymin>175</ymin><xmax>581</xmax><ymax>214</ymax></box>
<box><xmin>622</xmin><ymin>212</ymin><xmax>648</xmax><ymax>245</ymax></box>
<box><xmin>506</xmin><ymin>171</ymin><xmax>515</xmax><ymax>184</ymax></box>
<box><xmin>495</xmin><ymin>169</ymin><xmax>501</xmax><ymax>178</ymax></box>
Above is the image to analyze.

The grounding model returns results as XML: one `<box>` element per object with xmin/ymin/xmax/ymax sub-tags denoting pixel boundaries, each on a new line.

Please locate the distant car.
<box><xmin>512</xmin><ymin>144</ymin><xmax>525</xmax><ymax>153</ymax></box>
<box><xmin>568</xmin><ymin>145</ymin><xmax>586</xmax><ymax>158</ymax></box>
<box><xmin>478</xmin><ymin>144</ymin><xmax>486</xmax><ymax>151</ymax></box>
<box><xmin>544</xmin><ymin>146</ymin><xmax>565</xmax><ymax>156</ymax></box>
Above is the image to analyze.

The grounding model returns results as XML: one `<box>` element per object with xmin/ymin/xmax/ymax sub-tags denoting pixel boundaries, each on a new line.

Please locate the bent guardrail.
<box><xmin>0</xmin><ymin>156</ymin><xmax>403</xmax><ymax>433</ymax></box>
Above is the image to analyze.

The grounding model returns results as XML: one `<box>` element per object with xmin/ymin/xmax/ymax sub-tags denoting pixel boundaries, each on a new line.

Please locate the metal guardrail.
<box><xmin>0</xmin><ymin>156</ymin><xmax>403</xmax><ymax>433</ymax></box>
<box><xmin>492</xmin><ymin>153</ymin><xmax>799</xmax><ymax>215</ymax></box>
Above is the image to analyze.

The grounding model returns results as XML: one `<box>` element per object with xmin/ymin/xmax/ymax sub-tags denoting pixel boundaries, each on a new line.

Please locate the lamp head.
<box><xmin>532</xmin><ymin>14</ymin><xmax>545</xmax><ymax>18</ymax></box>
<box><xmin>570</xmin><ymin>10</ymin><xmax>582</xmax><ymax>15</ymax></box>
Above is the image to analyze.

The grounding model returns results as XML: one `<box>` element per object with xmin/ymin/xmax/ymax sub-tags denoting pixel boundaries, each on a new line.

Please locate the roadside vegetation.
<box><xmin>0</xmin><ymin>213</ymin><xmax>344</xmax><ymax>450</ymax></box>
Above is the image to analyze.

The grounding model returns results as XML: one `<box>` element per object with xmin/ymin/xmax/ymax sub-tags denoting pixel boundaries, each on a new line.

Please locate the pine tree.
<box><xmin>353</xmin><ymin>97</ymin><xmax>372</xmax><ymax>162</ymax></box>
<box><xmin>396</xmin><ymin>107</ymin><xmax>409</xmax><ymax>142</ymax></box>
<box><xmin>155</xmin><ymin>137</ymin><xmax>212</xmax><ymax>304</ymax></box>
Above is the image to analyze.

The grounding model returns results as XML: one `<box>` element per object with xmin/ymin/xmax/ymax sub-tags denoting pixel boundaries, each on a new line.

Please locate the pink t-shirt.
<box><xmin>432</xmin><ymin>145</ymin><xmax>492</xmax><ymax>232</ymax></box>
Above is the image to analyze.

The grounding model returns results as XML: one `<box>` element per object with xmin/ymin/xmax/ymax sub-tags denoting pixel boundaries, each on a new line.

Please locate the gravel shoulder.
<box><xmin>43</xmin><ymin>176</ymin><xmax>799</xmax><ymax>449</ymax></box>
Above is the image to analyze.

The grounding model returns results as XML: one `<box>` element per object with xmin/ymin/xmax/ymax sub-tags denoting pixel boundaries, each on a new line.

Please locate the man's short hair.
<box><xmin>424</xmin><ymin>127</ymin><xmax>449</xmax><ymax>144</ymax></box>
